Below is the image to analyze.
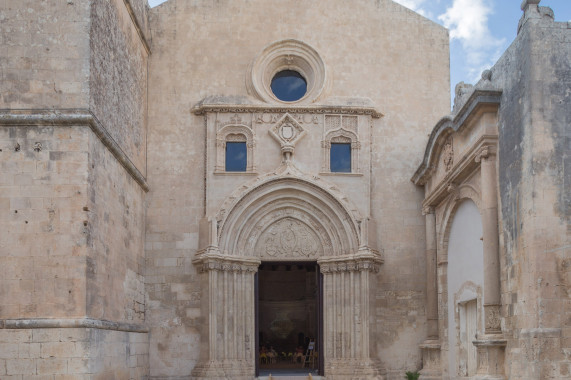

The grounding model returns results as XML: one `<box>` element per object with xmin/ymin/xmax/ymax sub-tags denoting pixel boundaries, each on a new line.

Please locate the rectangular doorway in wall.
<box><xmin>459</xmin><ymin>299</ymin><xmax>478</xmax><ymax>376</ymax></box>
<box><xmin>255</xmin><ymin>262</ymin><xmax>323</xmax><ymax>377</ymax></box>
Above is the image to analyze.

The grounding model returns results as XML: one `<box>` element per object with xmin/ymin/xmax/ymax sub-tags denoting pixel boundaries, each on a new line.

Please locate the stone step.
<box><xmin>257</xmin><ymin>377</ymin><xmax>324</xmax><ymax>380</ymax></box>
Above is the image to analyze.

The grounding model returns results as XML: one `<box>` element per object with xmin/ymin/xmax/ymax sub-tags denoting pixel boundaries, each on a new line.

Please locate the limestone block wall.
<box><xmin>86</xmin><ymin>133</ymin><xmax>146</xmax><ymax>324</ymax></box>
<box><xmin>0</xmin><ymin>328</ymin><xmax>148</xmax><ymax>379</ymax></box>
<box><xmin>0</xmin><ymin>125</ymin><xmax>89</xmax><ymax>319</ymax></box>
<box><xmin>485</xmin><ymin>6</ymin><xmax>570</xmax><ymax>379</ymax></box>
<box><xmin>90</xmin><ymin>0</ymin><xmax>149</xmax><ymax>172</ymax></box>
<box><xmin>147</xmin><ymin>0</ymin><xmax>450</xmax><ymax>378</ymax></box>
<box><xmin>0</xmin><ymin>0</ymin><xmax>91</xmax><ymax>109</ymax></box>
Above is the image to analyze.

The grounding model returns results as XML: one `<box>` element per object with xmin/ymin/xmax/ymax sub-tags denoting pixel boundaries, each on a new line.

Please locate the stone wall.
<box><xmin>0</xmin><ymin>327</ymin><xmax>148</xmax><ymax>379</ymax></box>
<box><xmin>0</xmin><ymin>125</ymin><xmax>89</xmax><ymax>319</ymax></box>
<box><xmin>86</xmin><ymin>132</ymin><xmax>146</xmax><ymax>324</ymax></box>
<box><xmin>486</xmin><ymin>6</ymin><xmax>571</xmax><ymax>379</ymax></box>
<box><xmin>90</xmin><ymin>0</ymin><xmax>149</xmax><ymax>173</ymax></box>
<box><xmin>0</xmin><ymin>0</ymin><xmax>90</xmax><ymax>109</ymax></box>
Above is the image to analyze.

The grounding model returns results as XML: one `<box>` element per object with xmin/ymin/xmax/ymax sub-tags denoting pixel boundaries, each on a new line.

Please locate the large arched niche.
<box><xmin>217</xmin><ymin>177</ymin><xmax>361</xmax><ymax>259</ymax></box>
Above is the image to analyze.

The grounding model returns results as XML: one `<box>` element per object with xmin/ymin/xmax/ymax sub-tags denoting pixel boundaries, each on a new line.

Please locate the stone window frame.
<box><xmin>215</xmin><ymin>124</ymin><xmax>255</xmax><ymax>174</ymax></box>
<box><xmin>321</xmin><ymin>129</ymin><xmax>360</xmax><ymax>174</ymax></box>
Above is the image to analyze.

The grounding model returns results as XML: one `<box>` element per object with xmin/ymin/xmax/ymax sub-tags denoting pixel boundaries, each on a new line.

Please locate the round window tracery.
<box><xmin>247</xmin><ymin>39</ymin><xmax>327</xmax><ymax>104</ymax></box>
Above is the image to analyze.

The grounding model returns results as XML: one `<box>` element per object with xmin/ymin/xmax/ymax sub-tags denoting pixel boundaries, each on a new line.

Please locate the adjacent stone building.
<box><xmin>0</xmin><ymin>0</ymin><xmax>568</xmax><ymax>379</ymax></box>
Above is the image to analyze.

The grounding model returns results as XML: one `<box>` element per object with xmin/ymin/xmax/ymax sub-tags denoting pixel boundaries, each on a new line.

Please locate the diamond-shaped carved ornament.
<box><xmin>269</xmin><ymin>113</ymin><xmax>306</xmax><ymax>151</ymax></box>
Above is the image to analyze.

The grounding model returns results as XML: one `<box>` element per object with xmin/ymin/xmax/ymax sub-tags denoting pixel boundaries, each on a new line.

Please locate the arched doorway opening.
<box><xmin>256</xmin><ymin>261</ymin><xmax>323</xmax><ymax>376</ymax></box>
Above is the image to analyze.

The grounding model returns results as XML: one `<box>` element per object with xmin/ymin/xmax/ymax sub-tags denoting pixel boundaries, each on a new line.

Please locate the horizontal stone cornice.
<box><xmin>0</xmin><ymin>317</ymin><xmax>148</xmax><ymax>333</ymax></box>
<box><xmin>0</xmin><ymin>109</ymin><xmax>149</xmax><ymax>192</ymax></box>
<box><xmin>192</xmin><ymin>102</ymin><xmax>383</xmax><ymax>119</ymax></box>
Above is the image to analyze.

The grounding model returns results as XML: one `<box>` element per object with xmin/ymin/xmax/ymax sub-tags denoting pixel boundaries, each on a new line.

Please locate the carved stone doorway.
<box><xmin>256</xmin><ymin>261</ymin><xmax>324</xmax><ymax>377</ymax></box>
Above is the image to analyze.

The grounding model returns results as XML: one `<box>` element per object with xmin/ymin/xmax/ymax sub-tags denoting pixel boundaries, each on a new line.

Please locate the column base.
<box><xmin>473</xmin><ymin>334</ymin><xmax>507</xmax><ymax>380</ymax></box>
<box><xmin>419</xmin><ymin>340</ymin><xmax>441</xmax><ymax>380</ymax></box>
<box><xmin>191</xmin><ymin>359</ymin><xmax>254</xmax><ymax>379</ymax></box>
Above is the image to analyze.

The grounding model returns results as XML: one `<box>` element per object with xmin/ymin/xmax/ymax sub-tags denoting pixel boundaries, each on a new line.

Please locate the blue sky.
<box><xmin>148</xmin><ymin>0</ymin><xmax>571</xmax><ymax>102</ymax></box>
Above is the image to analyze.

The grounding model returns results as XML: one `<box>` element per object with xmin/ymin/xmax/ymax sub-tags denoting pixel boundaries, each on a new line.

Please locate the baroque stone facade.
<box><xmin>0</xmin><ymin>0</ymin><xmax>568</xmax><ymax>379</ymax></box>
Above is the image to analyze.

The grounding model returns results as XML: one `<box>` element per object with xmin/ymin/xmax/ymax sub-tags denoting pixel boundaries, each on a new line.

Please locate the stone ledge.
<box><xmin>0</xmin><ymin>109</ymin><xmax>149</xmax><ymax>192</ymax></box>
<box><xmin>0</xmin><ymin>318</ymin><xmax>148</xmax><ymax>333</ymax></box>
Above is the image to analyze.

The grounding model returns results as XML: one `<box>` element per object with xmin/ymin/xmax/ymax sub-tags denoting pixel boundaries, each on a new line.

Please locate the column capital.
<box><xmin>475</xmin><ymin>145</ymin><xmax>496</xmax><ymax>163</ymax></box>
<box><xmin>318</xmin><ymin>251</ymin><xmax>383</xmax><ymax>273</ymax></box>
<box><xmin>422</xmin><ymin>206</ymin><xmax>435</xmax><ymax>215</ymax></box>
<box><xmin>193</xmin><ymin>251</ymin><xmax>260</xmax><ymax>273</ymax></box>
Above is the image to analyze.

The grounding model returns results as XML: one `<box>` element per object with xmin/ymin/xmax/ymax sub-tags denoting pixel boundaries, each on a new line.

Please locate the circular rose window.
<box><xmin>270</xmin><ymin>70</ymin><xmax>307</xmax><ymax>102</ymax></box>
<box><xmin>247</xmin><ymin>39</ymin><xmax>326</xmax><ymax>104</ymax></box>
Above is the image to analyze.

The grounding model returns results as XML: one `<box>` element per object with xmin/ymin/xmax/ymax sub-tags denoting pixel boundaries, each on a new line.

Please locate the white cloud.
<box><xmin>392</xmin><ymin>0</ymin><xmax>429</xmax><ymax>17</ymax></box>
<box><xmin>148</xmin><ymin>0</ymin><xmax>168</xmax><ymax>7</ymax></box>
<box><xmin>438</xmin><ymin>0</ymin><xmax>505</xmax><ymax>81</ymax></box>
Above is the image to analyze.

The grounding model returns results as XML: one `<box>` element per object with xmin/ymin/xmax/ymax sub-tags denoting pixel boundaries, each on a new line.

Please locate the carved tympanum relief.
<box><xmin>258</xmin><ymin>218</ymin><xmax>319</xmax><ymax>259</ymax></box>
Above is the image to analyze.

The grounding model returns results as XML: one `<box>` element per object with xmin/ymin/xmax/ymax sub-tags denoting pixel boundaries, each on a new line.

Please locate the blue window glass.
<box><xmin>271</xmin><ymin>70</ymin><xmax>307</xmax><ymax>102</ymax></box>
<box><xmin>330</xmin><ymin>143</ymin><xmax>351</xmax><ymax>173</ymax></box>
<box><xmin>225</xmin><ymin>142</ymin><xmax>247</xmax><ymax>172</ymax></box>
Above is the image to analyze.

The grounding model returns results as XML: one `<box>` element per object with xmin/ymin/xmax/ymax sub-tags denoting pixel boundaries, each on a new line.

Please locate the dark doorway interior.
<box><xmin>256</xmin><ymin>262</ymin><xmax>322</xmax><ymax>376</ymax></box>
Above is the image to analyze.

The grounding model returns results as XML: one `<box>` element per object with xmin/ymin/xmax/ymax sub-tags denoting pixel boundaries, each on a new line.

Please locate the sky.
<box><xmin>147</xmin><ymin>0</ymin><xmax>571</xmax><ymax>102</ymax></box>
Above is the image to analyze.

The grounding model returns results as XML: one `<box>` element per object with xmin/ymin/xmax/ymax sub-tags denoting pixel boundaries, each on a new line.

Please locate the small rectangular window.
<box><xmin>225</xmin><ymin>142</ymin><xmax>247</xmax><ymax>172</ymax></box>
<box><xmin>330</xmin><ymin>143</ymin><xmax>351</xmax><ymax>173</ymax></box>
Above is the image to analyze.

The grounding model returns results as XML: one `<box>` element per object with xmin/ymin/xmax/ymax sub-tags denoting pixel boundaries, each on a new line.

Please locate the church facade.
<box><xmin>0</xmin><ymin>1</ymin><xmax>569</xmax><ymax>379</ymax></box>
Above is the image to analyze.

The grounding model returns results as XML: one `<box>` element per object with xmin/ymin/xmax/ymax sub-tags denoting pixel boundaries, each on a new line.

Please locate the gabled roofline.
<box><xmin>411</xmin><ymin>89</ymin><xmax>502</xmax><ymax>185</ymax></box>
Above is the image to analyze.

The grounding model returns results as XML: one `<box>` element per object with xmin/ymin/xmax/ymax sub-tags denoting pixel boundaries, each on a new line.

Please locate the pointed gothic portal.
<box><xmin>192</xmin><ymin>177</ymin><xmax>383</xmax><ymax>379</ymax></box>
<box><xmin>256</xmin><ymin>262</ymin><xmax>323</xmax><ymax>377</ymax></box>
